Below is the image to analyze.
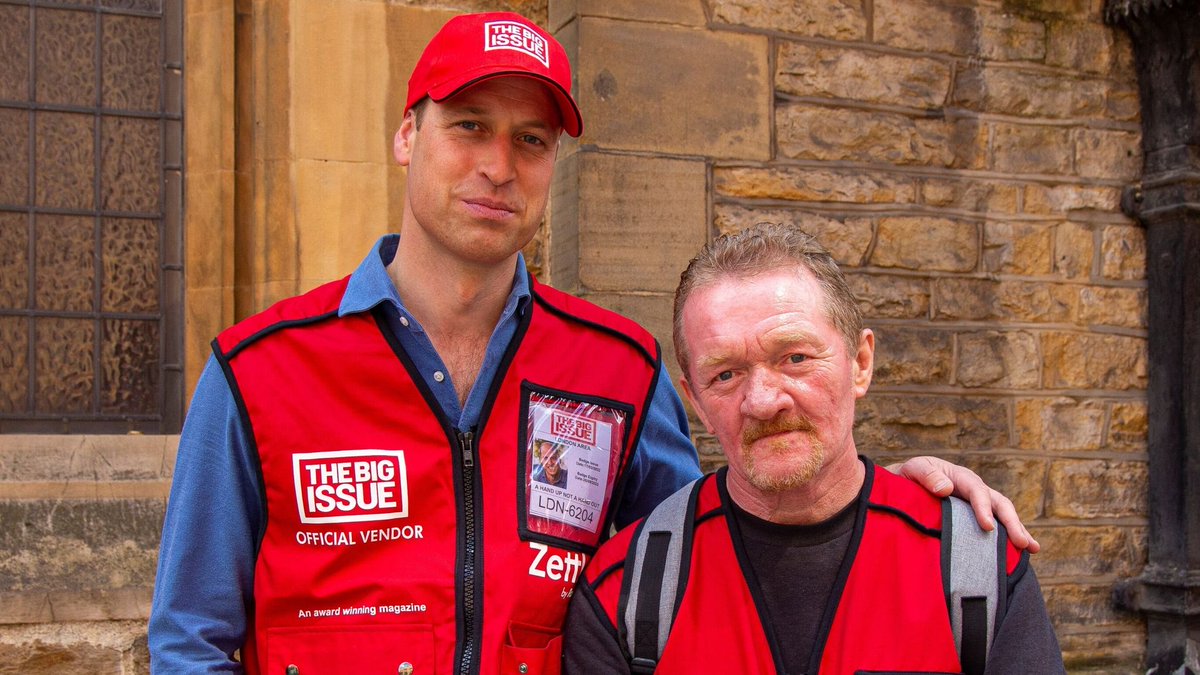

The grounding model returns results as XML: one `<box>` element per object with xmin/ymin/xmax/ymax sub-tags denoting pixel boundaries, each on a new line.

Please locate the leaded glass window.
<box><xmin>0</xmin><ymin>0</ymin><xmax>183</xmax><ymax>433</ymax></box>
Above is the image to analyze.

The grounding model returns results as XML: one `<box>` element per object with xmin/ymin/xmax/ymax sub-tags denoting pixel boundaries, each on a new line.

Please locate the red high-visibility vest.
<box><xmin>587</xmin><ymin>464</ymin><xmax>1019</xmax><ymax>674</ymax></box>
<box><xmin>215</xmin><ymin>274</ymin><xmax>661</xmax><ymax>675</ymax></box>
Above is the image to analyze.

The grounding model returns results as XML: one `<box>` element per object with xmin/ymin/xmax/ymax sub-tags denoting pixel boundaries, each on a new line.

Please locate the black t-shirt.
<box><xmin>726</xmin><ymin>496</ymin><xmax>856</xmax><ymax>674</ymax></box>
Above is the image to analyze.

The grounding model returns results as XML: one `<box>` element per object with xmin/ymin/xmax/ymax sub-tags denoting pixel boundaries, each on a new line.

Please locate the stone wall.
<box><xmin>0</xmin><ymin>0</ymin><xmax>1147</xmax><ymax>672</ymax></box>
<box><xmin>0</xmin><ymin>435</ymin><xmax>171</xmax><ymax>673</ymax></box>
<box><xmin>556</xmin><ymin>1</ymin><xmax>1147</xmax><ymax>672</ymax></box>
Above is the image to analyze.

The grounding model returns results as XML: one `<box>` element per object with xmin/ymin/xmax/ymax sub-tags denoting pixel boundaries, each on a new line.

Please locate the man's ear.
<box><xmin>853</xmin><ymin>328</ymin><xmax>875</xmax><ymax>399</ymax></box>
<box><xmin>394</xmin><ymin>110</ymin><xmax>417</xmax><ymax>166</ymax></box>
<box><xmin>679</xmin><ymin>375</ymin><xmax>715</xmax><ymax>435</ymax></box>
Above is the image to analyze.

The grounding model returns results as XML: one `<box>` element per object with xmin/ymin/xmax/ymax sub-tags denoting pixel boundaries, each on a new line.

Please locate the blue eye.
<box><xmin>788</xmin><ymin>354</ymin><xmax>806</xmax><ymax>364</ymax></box>
<box><xmin>716</xmin><ymin>371</ymin><xmax>733</xmax><ymax>382</ymax></box>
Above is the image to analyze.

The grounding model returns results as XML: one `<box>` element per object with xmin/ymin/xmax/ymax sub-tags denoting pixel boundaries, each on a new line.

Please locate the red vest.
<box><xmin>589</xmin><ymin>464</ymin><xmax>1017</xmax><ymax>674</ymax></box>
<box><xmin>214</xmin><ymin>275</ymin><xmax>660</xmax><ymax>675</ymax></box>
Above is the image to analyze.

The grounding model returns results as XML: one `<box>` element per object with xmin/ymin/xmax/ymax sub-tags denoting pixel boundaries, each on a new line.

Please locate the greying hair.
<box><xmin>672</xmin><ymin>222</ymin><xmax>864</xmax><ymax>377</ymax></box>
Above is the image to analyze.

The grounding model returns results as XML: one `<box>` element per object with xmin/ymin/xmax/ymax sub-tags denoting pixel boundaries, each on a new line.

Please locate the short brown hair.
<box><xmin>672</xmin><ymin>222</ymin><xmax>864</xmax><ymax>377</ymax></box>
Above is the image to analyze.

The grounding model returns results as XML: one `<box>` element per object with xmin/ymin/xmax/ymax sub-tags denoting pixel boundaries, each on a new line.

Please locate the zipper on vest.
<box><xmin>461</xmin><ymin>430</ymin><xmax>475</xmax><ymax>468</ymax></box>
<box><xmin>457</xmin><ymin>429</ymin><xmax>479</xmax><ymax>675</ymax></box>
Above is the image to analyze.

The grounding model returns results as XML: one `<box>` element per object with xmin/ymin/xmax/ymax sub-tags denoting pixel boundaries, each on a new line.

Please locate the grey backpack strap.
<box><xmin>618</xmin><ymin>479</ymin><xmax>703</xmax><ymax>675</ymax></box>
<box><xmin>942</xmin><ymin>496</ymin><xmax>1008</xmax><ymax>675</ymax></box>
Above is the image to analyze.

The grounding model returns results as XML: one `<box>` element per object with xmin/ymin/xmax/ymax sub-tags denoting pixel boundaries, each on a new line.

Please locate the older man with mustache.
<box><xmin>563</xmin><ymin>222</ymin><xmax>1063</xmax><ymax>674</ymax></box>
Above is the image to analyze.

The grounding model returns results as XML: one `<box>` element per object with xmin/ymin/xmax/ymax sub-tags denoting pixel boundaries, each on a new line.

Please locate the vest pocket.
<box><xmin>266</xmin><ymin>623</ymin><xmax>435</xmax><ymax>674</ymax></box>
<box><xmin>500</xmin><ymin>620</ymin><xmax>562</xmax><ymax>675</ymax></box>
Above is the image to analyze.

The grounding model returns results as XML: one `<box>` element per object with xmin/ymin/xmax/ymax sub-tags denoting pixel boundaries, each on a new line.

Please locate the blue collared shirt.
<box><xmin>339</xmin><ymin>235</ymin><xmax>527</xmax><ymax>431</ymax></box>
<box><xmin>149</xmin><ymin>235</ymin><xmax>701</xmax><ymax>670</ymax></box>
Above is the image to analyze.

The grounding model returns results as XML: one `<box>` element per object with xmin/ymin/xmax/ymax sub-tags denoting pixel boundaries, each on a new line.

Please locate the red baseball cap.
<box><xmin>405</xmin><ymin>12</ymin><xmax>583</xmax><ymax>137</ymax></box>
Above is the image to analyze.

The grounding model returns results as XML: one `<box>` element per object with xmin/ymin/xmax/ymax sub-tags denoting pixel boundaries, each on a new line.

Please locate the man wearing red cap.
<box><xmin>148</xmin><ymin>12</ymin><xmax>1034</xmax><ymax>674</ymax></box>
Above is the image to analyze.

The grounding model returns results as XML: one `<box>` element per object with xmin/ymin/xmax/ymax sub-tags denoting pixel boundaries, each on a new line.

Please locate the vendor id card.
<box><xmin>522</xmin><ymin>390</ymin><xmax>627</xmax><ymax>546</ymax></box>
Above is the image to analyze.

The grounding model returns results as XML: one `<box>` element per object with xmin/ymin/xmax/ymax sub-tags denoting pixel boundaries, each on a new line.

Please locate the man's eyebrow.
<box><xmin>442</xmin><ymin>104</ymin><xmax>558</xmax><ymax>133</ymax></box>
<box><xmin>761</xmin><ymin>328</ymin><xmax>818</xmax><ymax>349</ymax></box>
<box><xmin>694</xmin><ymin>352</ymin><xmax>735</xmax><ymax>371</ymax></box>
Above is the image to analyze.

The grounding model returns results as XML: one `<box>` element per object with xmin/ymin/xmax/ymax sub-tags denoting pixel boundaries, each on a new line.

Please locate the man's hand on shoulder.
<box><xmin>889</xmin><ymin>456</ymin><xmax>1041</xmax><ymax>553</ymax></box>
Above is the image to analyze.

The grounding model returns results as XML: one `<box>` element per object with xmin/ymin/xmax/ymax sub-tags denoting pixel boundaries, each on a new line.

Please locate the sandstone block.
<box><xmin>1079</xmin><ymin>286</ymin><xmax>1146</xmax><ymax>330</ymax></box>
<box><xmin>691</xmin><ymin>434</ymin><xmax>728</xmax><ymax>474</ymax></box>
<box><xmin>1023</xmin><ymin>183</ymin><xmax>1121</xmax><ymax>215</ymax></box>
<box><xmin>991</xmin><ymin>123</ymin><xmax>1073</xmax><ymax>175</ymax></box>
<box><xmin>953</xmin><ymin>66</ymin><xmax>1106</xmax><ymax>119</ymax></box>
<box><xmin>1100</xmin><ymin>224</ymin><xmax>1146</xmax><ymax>281</ymax></box>
<box><xmin>1108</xmin><ymin>400</ymin><xmax>1147</xmax><ymax>451</ymax></box>
<box><xmin>959</xmin><ymin>454</ymin><xmax>1046</xmax><ymax>520</ymax></box>
<box><xmin>691</xmin><ymin>433</ymin><xmax>721</xmax><ymax>458</ymax></box>
<box><xmin>1007</xmin><ymin>0</ymin><xmax>1104</xmax><ymax>17</ymax></box>
<box><xmin>777</xmin><ymin>105</ymin><xmax>986</xmax><ymax>169</ymax></box>
<box><xmin>1106</xmin><ymin>82</ymin><xmax>1141</xmax><ymax>121</ymax></box>
<box><xmin>1041</xmin><ymin>332</ymin><xmax>1147</xmax><ymax>390</ymax></box>
<box><xmin>982</xmin><ymin>220</ymin><xmax>1053</xmax><ymax>275</ymax></box>
<box><xmin>1110</xmin><ymin>26</ymin><xmax>1138</xmax><ymax>76</ymax></box>
<box><xmin>713</xmin><ymin>205</ymin><xmax>873</xmax><ymax>267</ymax></box>
<box><xmin>871</xmin><ymin>217</ymin><xmax>977</xmax><ymax>272</ymax></box>
<box><xmin>871</xmin><ymin>326</ymin><xmax>951</xmax><ymax>386</ymax></box>
<box><xmin>184</xmin><ymin>286</ymin><xmax>230</xmax><ymax>399</ymax></box>
<box><xmin>247</xmin><ymin>158</ymin><xmax>300</xmax><ymax>306</ymax></box>
<box><xmin>1015</xmin><ymin>397</ymin><xmax>1107</xmax><ymax>451</ymax></box>
<box><xmin>577</xmin><ymin>154</ymin><xmax>707</xmax><ymax>293</ymax></box>
<box><xmin>776</xmin><ymin>42</ymin><xmax>951</xmax><ymax>109</ymax></box>
<box><xmin>582</xmin><ymin>292</ymin><xmax>675</xmax><ymax>377</ymax></box>
<box><xmin>855</xmin><ymin>395</ymin><xmax>1008</xmax><ymax>452</ymax></box>
<box><xmin>384</xmin><ymin>7</ymin><xmax>460</xmax><ymax>128</ymax></box>
<box><xmin>710</xmin><ymin>0</ymin><xmax>866</xmax><ymax>40</ymax></box>
<box><xmin>548</xmin><ymin>151</ymin><xmax>580</xmax><ymax>292</ymax></box>
<box><xmin>577</xmin><ymin>18</ymin><xmax>769</xmax><ymax>159</ymax></box>
<box><xmin>0</xmin><ymin>640</ymin><xmax>125</xmax><ymax>674</ymax></box>
<box><xmin>0</xmin><ymin>500</ymin><xmax>163</xmax><ymax>595</ymax></box>
<box><xmin>558</xmin><ymin>0</ymin><xmax>707</xmax><ymax>26</ymax></box>
<box><xmin>934</xmin><ymin>278</ymin><xmax>1077</xmax><ymax>323</ymax></box>
<box><xmin>1046</xmin><ymin>19</ymin><xmax>1116</xmax><ymax>74</ymax></box>
<box><xmin>875</xmin><ymin>0</ymin><xmax>974</xmax><ymax>55</ymax></box>
<box><xmin>1042</xmin><ymin>580</ymin><xmax>1143</xmax><ymax>626</ymax></box>
<box><xmin>1032</xmin><ymin>524</ymin><xmax>1146</xmax><ymax>579</ymax></box>
<box><xmin>977</xmin><ymin>8</ymin><xmax>1047</xmax><ymax>62</ymax></box>
<box><xmin>1075</xmin><ymin>128</ymin><xmax>1141</xmax><ymax>181</ymax></box>
<box><xmin>242</xmin><ymin>4</ymin><xmax>292</xmax><ymax>163</ymax></box>
<box><xmin>713</xmin><ymin>166</ymin><xmax>917</xmax><ymax>205</ymax></box>
<box><xmin>292</xmin><ymin>0</ymin><xmax>389</xmax><ymax>163</ymax></box>
<box><xmin>183</xmin><ymin>167</ymin><xmax>230</xmax><ymax>290</ymax></box>
<box><xmin>920</xmin><ymin>178</ymin><xmax>1020</xmax><ymax>214</ymax></box>
<box><xmin>184</xmin><ymin>1</ymin><xmax>234</xmax><ymax>174</ymax></box>
<box><xmin>955</xmin><ymin>330</ymin><xmax>1040</xmax><ymax>389</ymax></box>
<box><xmin>0</xmin><ymin>435</ymin><xmax>175</xmax><ymax>482</ymax></box>
<box><xmin>1057</xmin><ymin>629</ymin><xmax>1148</xmax><ymax>674</ymax></box>
<box><xmin>521</xmin><ymin>223</ymin><xmax>548</xmax><ymax>281</ymax></box>
<box><xmin>1046</xmin><ymin>458</ymin><xmax>1148</xmax><ymax>518</ymax></box>
<box><xmin>295</xmin><ymin>158</ymin><xmax>390</xmax><ymax>289</ymax></box>
<box><xmin>847</xmin><ymin>275</ymin><xmax>930</xmax><ymax>320</ymax></box>
<box><xmin>1053</xmin><ymin>221</ymin><xmax>1095</xmax><ymax>280</ymax></box>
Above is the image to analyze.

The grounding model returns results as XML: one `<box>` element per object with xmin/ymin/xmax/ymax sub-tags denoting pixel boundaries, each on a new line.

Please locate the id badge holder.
<box><xmin>519</xmin><ymin>383</ymin><xmax>632</xmax><ymax>552</ymax></box>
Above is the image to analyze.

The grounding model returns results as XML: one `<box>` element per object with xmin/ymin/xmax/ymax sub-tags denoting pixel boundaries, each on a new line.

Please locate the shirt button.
<box><xmin>433</xmin><ymin>371</ymin><xmax>445</xmax><ymax>382</ymax></box>
<box><xmin>398</xmin><ymin>662</ymin><xmax>414</xmax><ymax>675</ymax></box>
<box><xmin>399</xmin><ymin>316</ymin><xmax>410</xmax><ymax>327</ymax></box>
<box><xmin>286</xmin><ymin>666</ymin><xmax>299</xmax><ymax>675</ymax></box>
<box><xmin>518</xmin><ymin>664</ymin><xmax>529</xmax><ymax>674</ymax></box>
